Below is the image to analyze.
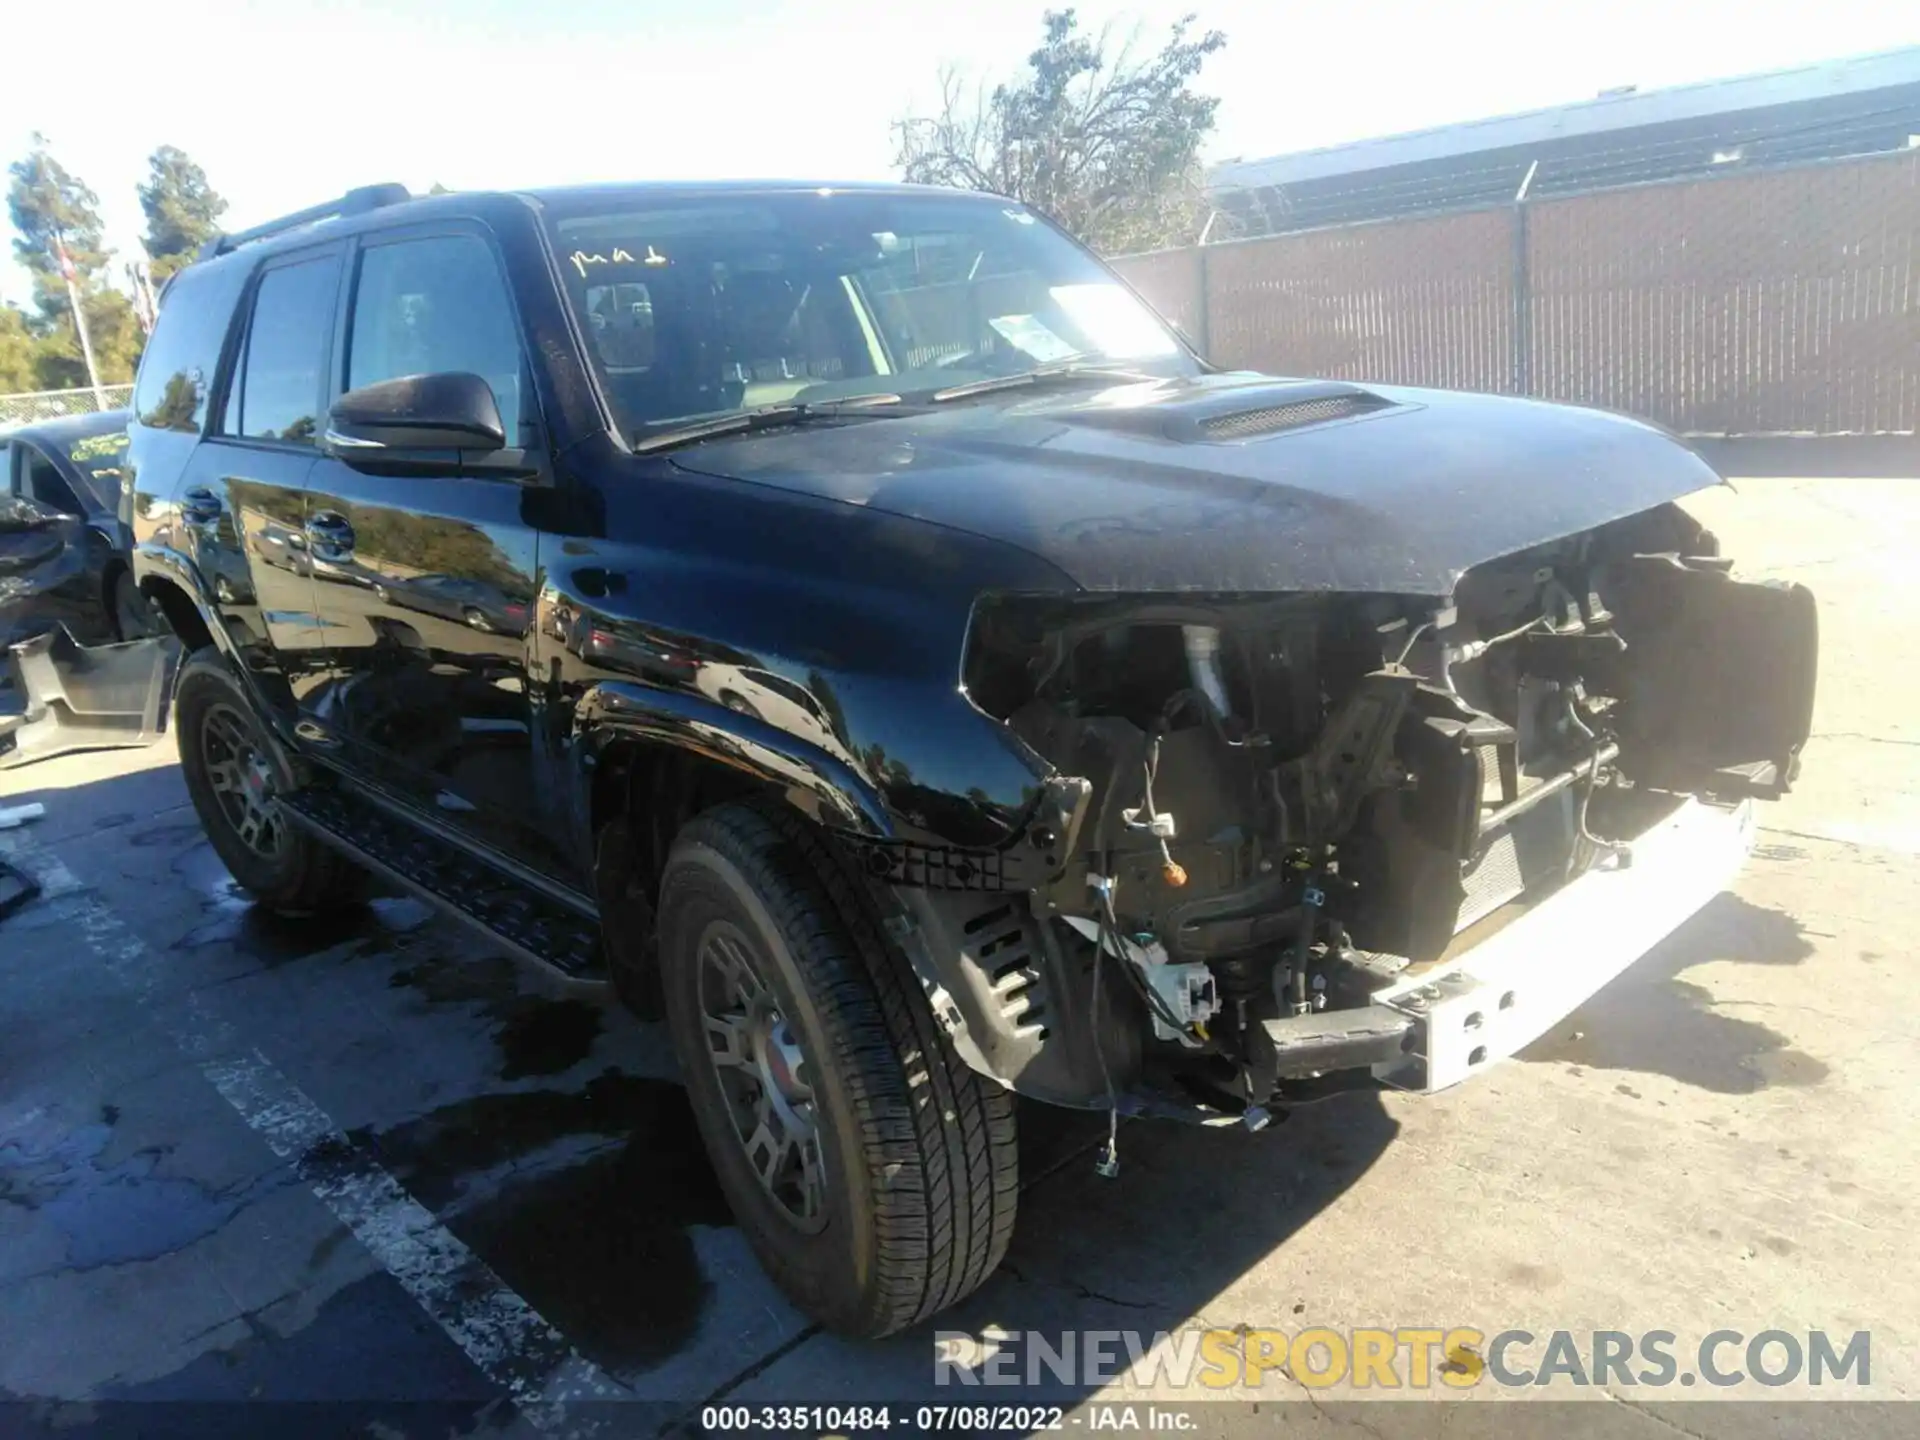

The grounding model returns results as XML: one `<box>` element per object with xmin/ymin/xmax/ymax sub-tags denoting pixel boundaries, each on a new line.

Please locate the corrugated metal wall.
<box><xmin>1111</xmin><ymin>150</ymin><xmax>1920</xmax><ymax>434</ymax></box>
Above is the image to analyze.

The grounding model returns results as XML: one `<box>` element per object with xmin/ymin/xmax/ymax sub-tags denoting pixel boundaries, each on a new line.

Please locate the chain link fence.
<box><xmin>1112</xmin><ymin>149</ymin><xmax>1920</xmax><ymax>435</ymax></box>
<box><xmin>0</xmin><ymin>384</ymin><xmax>135</xmax><ymax>431</ymax></box>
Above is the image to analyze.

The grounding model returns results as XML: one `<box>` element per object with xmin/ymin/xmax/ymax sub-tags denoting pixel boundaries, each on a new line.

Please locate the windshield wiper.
<box><xmin>633</xmin><ymin>392</ymin><xmax>902</xmax><ymax>455</ymax></box>
<box><xmin>927</xmin><ymin>358</ymin><xmax>1151</xmax><ymax>404</ymax></box>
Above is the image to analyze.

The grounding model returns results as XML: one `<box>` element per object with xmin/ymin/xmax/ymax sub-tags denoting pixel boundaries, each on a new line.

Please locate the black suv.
<box><xmin>129</xmin><ymin>181</ymin><xmax>1817</xmax><ymax>1337</ymax></box>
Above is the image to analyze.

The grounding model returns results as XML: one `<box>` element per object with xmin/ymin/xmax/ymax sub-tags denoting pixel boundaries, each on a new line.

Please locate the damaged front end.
<box><xmin>889</xmin><ymin>500</ymin><xmax>1816</xmax><ymax>1122</ymax></box>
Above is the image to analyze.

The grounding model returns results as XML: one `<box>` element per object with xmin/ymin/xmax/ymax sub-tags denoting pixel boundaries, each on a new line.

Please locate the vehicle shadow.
<box><xmin>1519</xmin><ymin>889</ymin><xmax>1825</xmax><ymax>1094</ymax></box>
<box><xmin>765</xmin><ymin>1088</ymin><xmax>1400</xmax><ymax>1404</ymax></box>
<box><xmin>4</xmin><ymin>758</ymin><xmax>1398</xmax><ymax>1409</ymax></box>
<box><xmin>1012</xmin><ymin>1086</ymin><xmax>1395</xmax><ymax>1308</ymax></box>
<box><xmin>1692</xmin><ymin>435</ymin><xmax>1920</xmax><ymax>480</ymax></box>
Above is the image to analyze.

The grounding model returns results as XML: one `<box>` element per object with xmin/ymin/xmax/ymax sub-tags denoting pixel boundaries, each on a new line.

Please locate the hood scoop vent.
<box><xmin>1198</xmin><ymin>389</ymin><xmax>1392</xmax><ymax>441</ymax></box>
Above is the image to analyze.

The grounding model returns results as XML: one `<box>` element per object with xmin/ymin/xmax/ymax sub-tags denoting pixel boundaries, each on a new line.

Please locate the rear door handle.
<box><xmin>306</xmin><ymin>511</ymin><xmax>355</xmax><ymax>556</ymax></box>
<box><xmin>180</xmin><ymin>486</ymin><xmax>222</xmax><ymax>524</ymax></box>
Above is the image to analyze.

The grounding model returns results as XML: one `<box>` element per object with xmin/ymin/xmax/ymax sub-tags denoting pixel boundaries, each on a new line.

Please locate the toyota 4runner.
<box><xmin>126</xmin><ymin>181</ymin><xmax>1818</xmax><ymax>1338</ymax></box>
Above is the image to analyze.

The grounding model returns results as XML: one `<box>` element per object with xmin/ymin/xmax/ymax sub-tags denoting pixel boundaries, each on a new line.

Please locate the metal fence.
<box><xmin>1112</xmin><ymin>149</ymin><xmax>1920</xmax><ymax>435</ymax></box>
<box><xmin>0</xmin><ymin>384</ymin><xmax>135</xmax><ymax>430</ymax></box>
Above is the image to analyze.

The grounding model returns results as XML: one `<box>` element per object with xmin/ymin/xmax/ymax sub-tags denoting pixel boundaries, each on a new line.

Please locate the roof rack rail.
<box><xmin>197</xmin><ymin>183</ymin><xmax>411</xmax><ymax>261</ymax></box>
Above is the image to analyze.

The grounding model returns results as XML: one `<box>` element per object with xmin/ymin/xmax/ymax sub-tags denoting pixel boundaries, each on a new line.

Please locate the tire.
<box><xmin>174</xmin><ymin>648</ymin><xmax>368</xmax><ymax>914</ymax></box>
<box><xmin>657</xmin><ymin>802</ymin><xmax>1018</xmax><ymax>1337</ymax></box>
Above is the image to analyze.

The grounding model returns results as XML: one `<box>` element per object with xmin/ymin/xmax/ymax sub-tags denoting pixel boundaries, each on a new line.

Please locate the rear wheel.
<box><xmin>656</xmin><ymin>802</ymin><xmax>1019</xmax><ymax>1337</ymax></box>
<box><xmin>175</xmin><ymin>649</ymin><xmax>368</xmax><ymax>914</ymax></box>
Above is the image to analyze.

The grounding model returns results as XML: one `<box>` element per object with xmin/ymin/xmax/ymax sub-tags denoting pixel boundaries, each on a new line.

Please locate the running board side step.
<box><xmin>280</xmin><ymin>786</ymin><xmax>605</xmax><ymax>984</ymax></box>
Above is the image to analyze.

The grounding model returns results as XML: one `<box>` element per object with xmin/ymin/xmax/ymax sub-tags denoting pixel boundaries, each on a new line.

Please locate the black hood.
<box><xmin>668</xmin><ymin>374</ymin><xmax>1724</xmax><ymax>596</ymax></box>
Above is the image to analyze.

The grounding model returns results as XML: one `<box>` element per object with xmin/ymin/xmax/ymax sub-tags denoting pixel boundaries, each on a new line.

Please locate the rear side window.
<box><xmin>236</xmin><ymin>256</ymin><xmax>341</xmax><ymax>445</ymax></box>
<box><xmin>132</xmin><ymin>259</ymin><xmax>250</xmax><ymax>434</ymax></box>
<box><xmin>346</xmin><ymin>234</ymin><xmax>527</xmax><ymax>442</ymax></box>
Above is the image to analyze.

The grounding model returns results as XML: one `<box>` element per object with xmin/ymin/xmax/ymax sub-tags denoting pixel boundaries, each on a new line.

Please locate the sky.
<box><xmin>2</xmin><ymin>0</ymin><xmax>1916</xmax><ymax>306</ymax></box>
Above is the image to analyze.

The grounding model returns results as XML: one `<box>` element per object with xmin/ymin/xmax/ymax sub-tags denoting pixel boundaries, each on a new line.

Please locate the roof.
<box><xmin>195</xmin><ymin>179</ymin><xmax>1002</xmax><ymax>269</ymax></box>
<box><xmin>1211</xmin><ymin>45</ymin><xmax>1920</xmax><ymax>234</ymax></box>
<box><xmin>8</xmin><ymin>409</ymin><xmax>132</xmax><ymax>446</ymax></box>
<box><xmin>520</xmin><ymin>179</ymin><xmax>987</xmax><ymax>206</ymax></box>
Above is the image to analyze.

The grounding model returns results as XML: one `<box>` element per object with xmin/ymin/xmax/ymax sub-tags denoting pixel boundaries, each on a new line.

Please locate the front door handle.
<box><xmin>180</xmin><ymin>486</ymin><xmax>222</xmax><ymax>524</ymax></box>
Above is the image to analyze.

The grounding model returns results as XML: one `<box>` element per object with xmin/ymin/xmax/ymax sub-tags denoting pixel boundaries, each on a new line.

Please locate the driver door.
<box><xmin>304</xmin><ymin>222</ymin><xmax>563</xmax><ymax>882</ymax></box>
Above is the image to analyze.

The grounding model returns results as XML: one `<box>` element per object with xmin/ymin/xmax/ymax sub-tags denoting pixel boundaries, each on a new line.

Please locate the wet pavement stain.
<box><xmin>388</xmin><ymin>953</ymin><xmax>606</xmax><ymax>1079</ymax></box>
<box><xmin>102</xmin><ymin>1270</ymin><xmax>505</xmax><ymax>1410</ymax></box>
<box><xmin>1521</xmin><ymin>893</ymin><xmax>1829</xmax><ymax>1093</ymax></box>
<box><xmin>0</xmin><ymin>1118</ymin><xmax>289</xmax><ymax>1274</ymax></box>
<box><xmin>494</xmin><ymin>999</ymin><xmax>604</xmax><ymax>1080</ymax></box>
<box><xmin>348</xmin><ymin>1072</ymin><xmax>730</xmax><ymax>1375</ymax></box>
<box><xmin>172</xmin><ymin>895</ymin><xmax>432</xmax><ymax>966</ymax></box>
<box><xmin>128</xmin><ymin>820</ymin><xmax>219</xmax><ymax>851</ymax></box>
<box><xmin>168</xmin><ymin>839</ymin><xmax>434</xmax><ymax>966</ymax></box>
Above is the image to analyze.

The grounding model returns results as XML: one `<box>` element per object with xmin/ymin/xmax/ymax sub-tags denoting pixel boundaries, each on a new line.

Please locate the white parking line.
<box><xmin>0</xmin><ymin>829</ymin><xmax>623</xmax><ymax>1419</ymax></box>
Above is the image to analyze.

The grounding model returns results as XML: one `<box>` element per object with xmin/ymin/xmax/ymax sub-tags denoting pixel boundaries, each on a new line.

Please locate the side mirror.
<box><xmin>323</xmin><ymin>372</ymin><xmax>506</xmax><ymax>457</ymax></box>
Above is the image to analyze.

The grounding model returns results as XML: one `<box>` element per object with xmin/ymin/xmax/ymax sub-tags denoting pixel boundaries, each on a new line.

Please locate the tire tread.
<box><xmin>175</xmin><ymin>647</ymin><xmax>368</xmax><ymax>915</ymax></box>
<box><xmin>663</xmin><ymin>801</ymin><xmax>1017</xmax><ymax>1336</ymax></box>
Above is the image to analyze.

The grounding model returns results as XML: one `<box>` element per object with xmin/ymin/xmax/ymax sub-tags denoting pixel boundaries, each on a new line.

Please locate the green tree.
<box><xmin>0</xmin><ymin>303</ymin><xmax>44</xmax><ymax>392</ymax></box>
<box><xmin>893</xmin><ymin>9</ymin><xmax>1226</xmax><ymax>256</ymax></box>
<box><xmin>25</xmin><ymin>289</ymin><xmax>144</xmax><ymax>389</ymax></box>
<box><xmin>5</xmin><ymin>135</ymin><xmax>144</xmax><ymax>388</ymax></box>
<box><xmin>7</xmin><ymin>134</ymin><xmax>110</xmax><ymax>314</ymax></box>
<box><xmin>138</xmin><ymin>145</ymin><xmax>228</xmax><ymax>282</ymax></box>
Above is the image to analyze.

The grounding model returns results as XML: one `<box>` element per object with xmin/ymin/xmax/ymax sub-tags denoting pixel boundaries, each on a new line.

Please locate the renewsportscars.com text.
<box><xmin>934</xmin><ymin>1327</ymin><xmax>1872</xmax><ymax>1391</ymax></box>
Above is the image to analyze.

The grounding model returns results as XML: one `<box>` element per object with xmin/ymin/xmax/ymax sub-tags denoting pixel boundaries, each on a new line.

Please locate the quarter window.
<box><xmin>236</xmin><ymin>256</ymin><xmax>340</xmax><ymax>444</ymax></box>
<box><xmin>133</xmin><ymin>259</ymin><xmax>250</xmax><ymax>435</ymax></box>
<box><xmin>346</xmin><ymin>235</ymin><xmax>526</xmax><ymax>442</ymax></box>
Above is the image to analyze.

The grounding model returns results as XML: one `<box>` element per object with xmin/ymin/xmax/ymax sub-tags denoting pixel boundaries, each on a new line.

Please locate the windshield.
<box><xmin>543</xmin><ymin>190</ymin><xmax>1197</xmax><ymax>440</ymax></box>
<box><xmin>54</xmin><ymin>426</ymin><xmax>132</xmax><ymax>512</ymax></box>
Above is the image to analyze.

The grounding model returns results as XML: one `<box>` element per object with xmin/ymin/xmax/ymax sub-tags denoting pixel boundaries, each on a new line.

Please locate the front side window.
<box><xmin>545</xmin><ymin>191</ymin><xmax>1193</xmax><ymax>439</ymax></box>
<box><xmin>346</xmin><ymin>234</ymin><xmax>526</xmax><ymax>442</ymax></box>
<box><xmin>236</xmin><ymin>256</ymin><xmax>340</xmax><ymax>445</ymax></box>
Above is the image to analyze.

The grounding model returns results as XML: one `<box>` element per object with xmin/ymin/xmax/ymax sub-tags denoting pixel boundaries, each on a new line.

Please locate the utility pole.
<box><xmin>127</xmin><ymin>253</ymin><xmax>160</xmax><ymax>337</ymax></box>
<box><xmin>51</xmin><ymin>229</ymin><xmax>105</xmax><ymax>408</ymax></box>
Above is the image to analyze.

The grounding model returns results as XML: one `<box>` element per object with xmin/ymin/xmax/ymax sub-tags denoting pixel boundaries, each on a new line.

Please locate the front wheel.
<box><xmin>174</xmin><ymin>649</ymin><xmax>367</xmax><ymax>914</ymax></box>
<box><xmin>657</xmin><ymin>802</ymin><xmax>1019</xmax><ymax>1337</ymax></box>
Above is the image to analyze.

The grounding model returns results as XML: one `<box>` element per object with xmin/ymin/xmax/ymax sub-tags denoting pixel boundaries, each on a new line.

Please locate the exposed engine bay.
<box><xmin>907</xmin><ymin>500</ymin><xmax>1817</xmax><ymax>1122</ymax></box>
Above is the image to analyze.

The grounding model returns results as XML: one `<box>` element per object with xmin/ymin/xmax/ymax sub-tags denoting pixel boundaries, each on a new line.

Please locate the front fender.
<box><xmin>574</xmin><ymin>680</ymin><xmax>894</xmax><ymax>837</ymax></box>
<box><xmin>131</xmin><ymin>539</ymin><xmax>236</xmax><ymax>660</ymax></box>
<box><xmin>129</xmin><ymin>538</ymin><xmax>307</xmax><ymax>753</ymax></box>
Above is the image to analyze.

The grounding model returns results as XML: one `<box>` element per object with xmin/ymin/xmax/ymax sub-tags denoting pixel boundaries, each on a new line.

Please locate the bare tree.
<box><xmin>894</xmin><ymin>9</ymin><xmax>1227</xmax><ymax>256</ymax></box>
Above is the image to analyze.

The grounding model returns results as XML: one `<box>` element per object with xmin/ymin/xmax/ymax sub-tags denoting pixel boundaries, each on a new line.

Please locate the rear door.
<box><xmin>177</xmin><ymin>245</ymin><xmax>345</xmax><ymax>728</ymax></box>
<box><xmin>303</xmin><ymin>222</ymin><xmax>559</xmax><ymax>879</ymax></box>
